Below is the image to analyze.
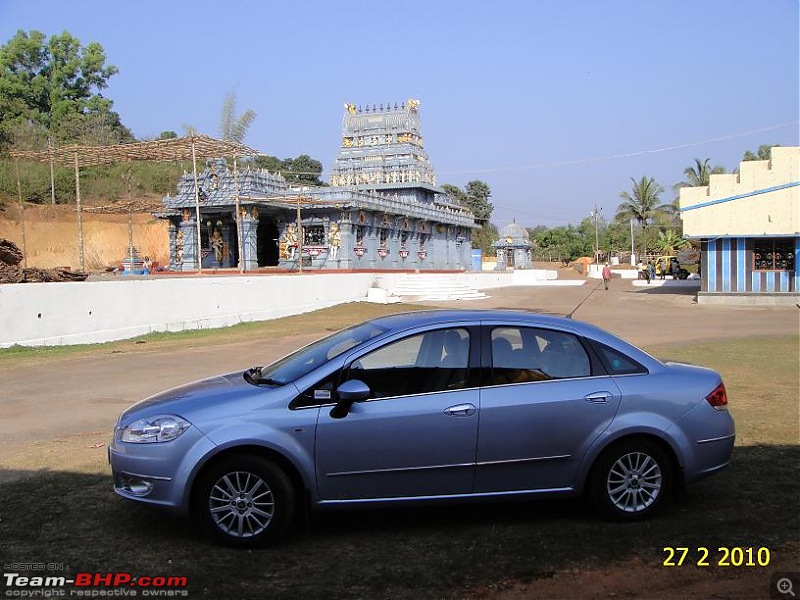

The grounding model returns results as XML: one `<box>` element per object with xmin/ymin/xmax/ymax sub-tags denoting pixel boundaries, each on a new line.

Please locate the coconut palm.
<box><xmin>743</xmin><ymin>144</ymin><xmax>779</xmax><ymax>162</ymax></box>
<box><xmin>616</xmin><ymin>176</ymin><xmax>670</xmax><ymax>259</ymax></box>
<box><xmin>678</xmin><ymin>158</ymin><xmax>726</xmax><ymax>188</ymax></box>
<box><xmin>219</xmin><ymin>92</ymin><xmax>256</xmax><ymax>144</ymax></box>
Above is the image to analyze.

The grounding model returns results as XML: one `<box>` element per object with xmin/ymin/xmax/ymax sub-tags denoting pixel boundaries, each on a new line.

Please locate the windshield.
<box><xmin>255</xmin><ymin>321</ymin><xmax>389</xmax><ymax>385</ymax></box>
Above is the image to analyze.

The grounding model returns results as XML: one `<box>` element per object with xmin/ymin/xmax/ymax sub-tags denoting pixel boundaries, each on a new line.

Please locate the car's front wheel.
<box><xmin>590</xmin><ymin>440</ymin><xmax>672</xmax><ymax>520</ymax></box>
<box><xmin>196</xmin><ymin>455</ymin><xmax>295</xmax><ymax>547</ymax></box>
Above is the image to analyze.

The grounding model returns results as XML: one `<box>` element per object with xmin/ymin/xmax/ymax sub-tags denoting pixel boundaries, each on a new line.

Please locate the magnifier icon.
<box><xmin>778</xmin><ymin>578</ymin><xmax>795</xmax><ymax>597</ymax></box>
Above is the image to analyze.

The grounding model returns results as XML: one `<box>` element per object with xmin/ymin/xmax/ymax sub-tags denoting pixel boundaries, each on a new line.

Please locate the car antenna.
<box><xmin>565</xmin><ymin>278</ymin><xmax>604</xmax><ymax>319</ymax></box>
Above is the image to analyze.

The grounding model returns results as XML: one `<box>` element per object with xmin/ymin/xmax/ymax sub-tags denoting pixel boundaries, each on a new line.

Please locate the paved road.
<box><xmin>0</xmin><ymin>279</ymin><xmax>795</xmax><ymax>464</ymax></box>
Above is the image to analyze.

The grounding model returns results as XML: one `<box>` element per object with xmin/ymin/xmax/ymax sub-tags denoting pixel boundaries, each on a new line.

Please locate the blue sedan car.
<box><xmin>110</xmin><ymin>310</ymin><xmax>735</xmax><ymax>546</ymax></box>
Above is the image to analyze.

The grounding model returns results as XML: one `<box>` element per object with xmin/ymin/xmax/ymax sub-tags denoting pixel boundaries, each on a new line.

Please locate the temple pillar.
<box><xmin>178</xmin><ymin>218</ymin><xmax>197</xmax><ymax>272</ymax></box>
<box><xmin>241</xmin><ymin>211</ymin><xmax>259</xmax><ymax>272</ymax></box>
<box><xmin>337</xmin><ymin>221</ymin><xmax>352</xmax><ymax>270</ymax></box>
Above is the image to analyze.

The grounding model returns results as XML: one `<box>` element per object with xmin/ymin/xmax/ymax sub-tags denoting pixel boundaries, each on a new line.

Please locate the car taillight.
<box><xmin>705</xmin><ymin>383</ymin><xmax>728</xmax><ymax>409</ymax></box>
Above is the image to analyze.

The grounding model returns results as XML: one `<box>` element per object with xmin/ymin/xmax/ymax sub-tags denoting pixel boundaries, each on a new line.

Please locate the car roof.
<box><xmin>365</xmin><ymin>309</ymin><xmax>599</xmax><ymax>335</ymax></box>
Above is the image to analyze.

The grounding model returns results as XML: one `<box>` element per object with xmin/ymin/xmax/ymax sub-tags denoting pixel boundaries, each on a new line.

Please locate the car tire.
<box><xmin>195</xmin><ymin>455</ymin><xmax>295</xmax><ymax>547</ymax></box>
<box><xmin>590</xmin><ymin>440</ymin><xmax>672</xmax><ymax>521</ymax></box>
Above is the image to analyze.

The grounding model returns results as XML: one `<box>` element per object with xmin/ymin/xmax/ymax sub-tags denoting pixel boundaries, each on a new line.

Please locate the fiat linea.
<box><xmin>110</xmin><ymin>310</ymin><xmax>735</xmax><ymax>547</ymax></box>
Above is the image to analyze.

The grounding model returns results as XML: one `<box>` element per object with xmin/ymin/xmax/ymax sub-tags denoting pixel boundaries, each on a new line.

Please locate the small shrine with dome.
<box><xmin>493</xmin><ymin>220</ymin><xmax>533</xmax><ymax>270</ymax></box>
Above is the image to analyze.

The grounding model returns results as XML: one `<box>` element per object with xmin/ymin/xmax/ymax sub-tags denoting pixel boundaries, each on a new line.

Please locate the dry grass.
<box><xmin>0</xmin><ymin>334</ymin><xmax>797</xmax><ymax>599</ymax></box>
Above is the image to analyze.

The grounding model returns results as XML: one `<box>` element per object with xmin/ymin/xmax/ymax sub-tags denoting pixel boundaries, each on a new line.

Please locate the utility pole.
<box><xmin>590</xmin><ymin>204</ymin><xmax>602</xmax><ymax>263</ymax></box>
<box><xmin>48</xmin><ymin>137</ymin><xmax>56</xmax><ymax>205</ymax></box>
<box><xmin>630</xmin><ymin>218</ymin><xmax>635</xmax><ymax>265</ymax></box>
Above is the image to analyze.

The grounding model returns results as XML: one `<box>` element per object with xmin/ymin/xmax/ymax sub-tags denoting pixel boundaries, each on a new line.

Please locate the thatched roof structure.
<box><xmin>7</xmin><ymin>134</ymin><xmax>260</xmax><ymax>167</ymax></box>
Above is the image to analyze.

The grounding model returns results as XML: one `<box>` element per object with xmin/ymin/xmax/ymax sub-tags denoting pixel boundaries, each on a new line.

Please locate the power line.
<box><xmin>434</xmin><ymin>121</ymin><xmax>799</xmax><ymax>176</ymax></box>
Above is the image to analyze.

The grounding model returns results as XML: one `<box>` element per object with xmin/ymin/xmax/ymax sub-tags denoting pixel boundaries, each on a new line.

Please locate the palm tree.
<box><xmin>219</xmin><ymin>92</ymin><xmax>256</xmax><ymax>144</ymax></box>
<box><xmin>616</xmin><ymin>176</ymin><xmax>670</xmax><ymax>260</ymax></box>
<box><xmin>743</xmin><ymin>144</ymin><xmax>779</xmax><ymax>162</ymax></box>
<box><xmin>655</xmin><ymin>229</ymin><xmax>689</xmax><ymax>255</ymax></box>
<box><xmin>678</xmin><ymin>158</ymin><xmax>726</xmax><ymax>188</ymax></box>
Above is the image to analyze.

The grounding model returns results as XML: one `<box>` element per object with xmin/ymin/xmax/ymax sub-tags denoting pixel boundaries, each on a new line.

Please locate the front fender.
<box><xmin>181</xmin><ymin>410</ymin><xmax>320</xmax><ymax>511</ymax></box>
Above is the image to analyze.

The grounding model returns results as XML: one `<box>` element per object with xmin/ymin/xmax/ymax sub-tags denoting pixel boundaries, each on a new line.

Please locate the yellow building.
<box><xmin>680</xmin><ymin>146</ymin><xmax>799</xmax><ymax>305</ymax></box>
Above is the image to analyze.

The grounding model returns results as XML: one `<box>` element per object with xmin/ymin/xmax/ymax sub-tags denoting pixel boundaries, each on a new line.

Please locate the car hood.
<box><xmin>119</xmin><ymin>371</ymin><xmax>283</xmax><ymax>424</ymax></box>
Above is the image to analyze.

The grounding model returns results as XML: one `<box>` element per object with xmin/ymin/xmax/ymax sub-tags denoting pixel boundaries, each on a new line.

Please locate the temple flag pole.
<box><xmin>74</xmin><ymin>152</ymin><xmax>85</xmax><ymax>271</ymax></box>
<box><xmin>233</xmin><ymin>156</ymin><xmax>244</xmax><ymax>273</ymax></box>
<box><xmin>191</xmin><ymin>137</ymin><xmax>203</xmax><ymax>273</ymax></box>
<box><xmin>14</xmin><ymin>158</ymin><xmax>28</xmax><ymax>268</ymax></box>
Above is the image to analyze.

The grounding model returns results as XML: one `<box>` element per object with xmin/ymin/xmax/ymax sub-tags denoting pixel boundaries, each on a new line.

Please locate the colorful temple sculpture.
<box><xmin>160</xmin><ymin>100</ymin><xmax>477</xmax><ymax>271</ymax></box>
<box><xmin>493</xmin><ymin>220</ymin><xmax>533</xmax><ymax>270</ymax></box>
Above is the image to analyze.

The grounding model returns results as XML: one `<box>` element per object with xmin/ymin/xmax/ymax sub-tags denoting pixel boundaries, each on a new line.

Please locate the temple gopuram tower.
<box><xmin>330</xmin><ymin>99</ymin><xmax>437</xmax><ymax>199</ymax></box>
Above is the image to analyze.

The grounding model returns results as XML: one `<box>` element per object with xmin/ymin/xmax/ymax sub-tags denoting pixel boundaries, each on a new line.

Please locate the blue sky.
<box><xmin>1</xmin><ymin>0</ymin><xmax>798</xmax><ymax>227</ymax></box>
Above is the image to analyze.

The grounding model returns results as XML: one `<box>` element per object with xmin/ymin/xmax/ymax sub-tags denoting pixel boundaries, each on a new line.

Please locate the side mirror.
<box><xmin>329</xmin><ymin>379</ymin><xmax>371</xmax><ymax>419</ymax></box>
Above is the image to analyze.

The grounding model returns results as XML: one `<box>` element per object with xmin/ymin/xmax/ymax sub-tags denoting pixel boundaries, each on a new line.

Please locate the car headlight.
<box><xmin>120</xmin><ymin>415</ymin><xmax>191</xmax><ymax>443</ymax></box>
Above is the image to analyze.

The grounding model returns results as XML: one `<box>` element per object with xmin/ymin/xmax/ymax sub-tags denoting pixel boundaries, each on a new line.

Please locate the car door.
<box><xmin>475</xmin><ymin>324</ymin><xmax>621</xmax><ymax>493</ymax></box>
<box><xmin>315</xmin><ymin>326</ymin><xmax>480</xmax><ymax>501</ymax></box>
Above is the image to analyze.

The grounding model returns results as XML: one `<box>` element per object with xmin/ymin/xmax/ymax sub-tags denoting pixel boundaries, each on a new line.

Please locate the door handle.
<box><xmin>444</xmin><ymin>403</ymin><xmax>476</xmax><ymax>417</ymax></box>
<box><xmin>584</xmin><ymin>392</ymin><xmax>612</xmax><ymax>404</ymax></box>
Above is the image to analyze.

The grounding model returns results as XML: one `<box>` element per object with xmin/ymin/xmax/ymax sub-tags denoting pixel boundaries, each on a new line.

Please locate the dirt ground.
<box><xmin>0</xmin><ymin>268</ymin><xmax>798</xmax><ymax>599</ymax></box>
<box><xmin>0</xmin><ymin>203</ymin><xmax>168</xmax><ymax>270</ymax></box>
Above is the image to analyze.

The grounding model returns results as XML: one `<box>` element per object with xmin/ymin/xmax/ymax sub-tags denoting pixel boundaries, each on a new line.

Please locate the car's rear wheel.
<box><xmin>590</xmin><ymin>440</ymin><xmax>672</xmax><ymax>520</ymax></box>
<box><xmin>196</xmin><ymin>455</ymin><xmax>294</xmax><ymax>547</ymax></box>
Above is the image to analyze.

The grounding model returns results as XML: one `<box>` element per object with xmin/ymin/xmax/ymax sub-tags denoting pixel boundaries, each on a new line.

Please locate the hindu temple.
<box><xmin>159</xmin><ymin>100</ymin><xmax>477</xmax><ymax>271</ymax></box>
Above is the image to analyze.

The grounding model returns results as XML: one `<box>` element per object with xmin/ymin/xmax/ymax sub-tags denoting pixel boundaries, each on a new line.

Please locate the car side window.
<box><xmin>591</xmin><ymin>341</ymin><xmax>648</xmax><ymax>375</ymax></box>
<box><xmin>348</xmin><ymin>328</ymin><xmax>471</xmax><ymax>399</ymax></box>
<box><xmin>490</xmin><ymin>327</ymin><xmax>591</xmax><ymax>384</ymax></box>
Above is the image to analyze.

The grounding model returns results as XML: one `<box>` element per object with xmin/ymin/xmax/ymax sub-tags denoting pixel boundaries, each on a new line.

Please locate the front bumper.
<box><xmin>109</xmin><ymin>426</ymin><xmax>217</xmax><ymax>515</ymax></box>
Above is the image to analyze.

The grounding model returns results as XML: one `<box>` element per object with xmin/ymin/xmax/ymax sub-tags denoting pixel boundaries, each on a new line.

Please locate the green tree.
<box><xmin>249</xmin><ymin>154</ymin><xmax>324</xmax><ymax>186</ymax></box>
<box><xmin>743</xmin><ymin>144</ymin><xmax>780</xmax><ymax>162</ymax></box>
<box><xmin>677</xmin><ymin>158</ymin><xmax>726</xmax><ymax>188</ymax></box>
<box><xmin>654</xmin><ymin>229</ymin><xmax>689</xmax><ymax>255</ymax></box>
<box><xmin>616</xmin><ymin>176</ymin><xmax>670</xmax><ymax>259</ymax></box>
<box><xmin>441</xmin><ymin>180</ymin><xmax>495</xmax><ymax>254</ymax></box>
<box><xmin>158</xmin><ymin>131</ymin><xmax>178</xmax><ymax>140</ymax></box>
<box><xmin>282</xmin><ymin>154</ymin><xmax>324</xmax><ymax>186</ymax></box>
<box><xmin>531</xmin><ymin>225</ymin><xmax>587</xmax><ymax>262</ymax></box>
<box><xmin>0</xmin><ymin>30</ymin><xmax>128</xmax><ymax>146</ymax></box>
<box><xmin>472</xmin><ymin>222</ymin><xmax>498</xmax><ymax>257</ymax></box>
<box><xmin>441</xmin><ymin>183</ymin><xmax>467</xmax><ymax>206</ymax></box>
<box><xmin>464</xmin><ymin>180</ymin><xmax>493</xmax><ymax>223</ymax></box>
<box><xmin>219</xmin><ymin>91</ymin><xmax>256</xmax><ymax>144</ymax></box>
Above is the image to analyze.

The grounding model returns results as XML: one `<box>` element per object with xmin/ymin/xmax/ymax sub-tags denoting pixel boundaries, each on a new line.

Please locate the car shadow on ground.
<box><xmin>0</xmin><ymin>445</ymin><xmax>797</xmax><ymax>599</ymax></box>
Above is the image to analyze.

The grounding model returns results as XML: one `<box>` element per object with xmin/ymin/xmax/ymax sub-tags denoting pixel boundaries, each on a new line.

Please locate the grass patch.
<box><xmin>0</xmin><ymin>335</ymin><xmax>797</xmax><ymax>599</ymax></box>
<box><xmin>648</xmin><ymin>336</ymin><xmax>800</xmax><ymax>446</ymax></box>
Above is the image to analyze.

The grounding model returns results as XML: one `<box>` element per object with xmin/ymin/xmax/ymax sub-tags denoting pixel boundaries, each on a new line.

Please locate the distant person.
<box><xmin>602</xmin><ymin>262</ymin><xmax>612</xmax><ymax>290</ymax></box>
<box><xmin>670</xmin><ymin>258</ymin><xmax>680</xmax><ymax>279</ymax></box>
<box><xmin>656</xmin><ymin>259</ymin><xmax>665</xmax><ymax>279</ymax></box>
<box><xmin>647</xmin><ymin>261</ymin><xmax>655</xmax><ymax>283</ymax></box>
<box><xmin>142</xmin><ymin>256</ymin><xmax>152</xmax><ymax>275</ymax></box>
<box><xmin>637</xmin><ymin>261</ymin><xmax>645</xmax><ymax>280</ymax></box>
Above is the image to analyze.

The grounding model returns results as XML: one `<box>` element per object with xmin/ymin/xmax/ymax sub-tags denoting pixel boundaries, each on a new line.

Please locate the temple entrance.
<box><xmin>257</xmin><ymin>218</ymin><xmax>280</xmax><ymax>267</ymax></box>
<box><xmin>506</xmin><ymin>248</ymin><xmax>516</xmax><ymax>269</ymax></box>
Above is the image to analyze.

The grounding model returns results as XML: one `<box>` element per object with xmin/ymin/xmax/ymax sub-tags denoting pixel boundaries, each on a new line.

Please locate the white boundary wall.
<box><xmin>0</xmin><ymin>273</ymin><xmax>410</xmax><ymax>348</ymax></box>
<box><xmin>0</xmin><ymin>269</ymin><xmax>573</xmax><ymax>348</ymax></box>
